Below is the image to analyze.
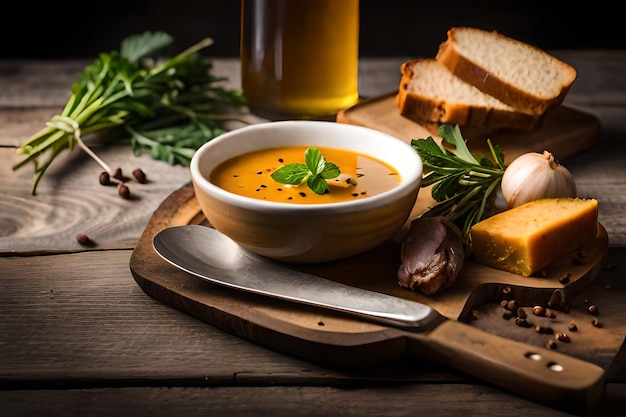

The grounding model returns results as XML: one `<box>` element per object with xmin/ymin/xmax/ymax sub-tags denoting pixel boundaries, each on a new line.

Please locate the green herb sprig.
<box><xmin>271</xmin><ymin>147</ymin><xmax>340</xmax><ymax>195</ymax></box>
<box><xmin>12</xmin><ymin>31</ymin><xmax>247</xmax><ymax>195</ymax></box>
<box><xmin>411</xmin><ymin>124</ymin><xmax>506</xmax><ymax>246</ymax></box>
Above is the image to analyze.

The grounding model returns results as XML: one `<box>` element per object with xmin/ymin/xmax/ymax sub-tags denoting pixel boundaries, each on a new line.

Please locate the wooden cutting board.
<box><xmin>336</xmin><ymin>92</ymin><xmax>601</xmax><ymax>164</ymax></box>
<box><xmin>129</xmin><ymin>183</ymin><xmax>626</xmax><ymax>377</ymax></box>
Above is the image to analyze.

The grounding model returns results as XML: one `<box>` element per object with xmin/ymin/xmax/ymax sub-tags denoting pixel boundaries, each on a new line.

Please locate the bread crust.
<box><xmin>396</xmin><ymin>59</ymin><xmax>543</xmax><ymax>131</ymax></box>
<box><xmin>436</xmin><ymin>27</ymin><xmax>577</xmax><ymax>116</ymax></box>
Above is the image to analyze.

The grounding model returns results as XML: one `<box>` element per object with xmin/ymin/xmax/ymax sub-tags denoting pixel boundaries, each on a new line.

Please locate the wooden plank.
<box><xmin>0</xmin><ymin>384</ymin><xmax>597</xmax><ymax>417</ymax></box>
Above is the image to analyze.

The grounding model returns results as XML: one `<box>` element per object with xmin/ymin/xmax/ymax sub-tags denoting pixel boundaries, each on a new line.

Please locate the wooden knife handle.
<box><xmin>406</xmin><ymin>319</ymin><xmax>605</xmax><ymax>411</ymax></box>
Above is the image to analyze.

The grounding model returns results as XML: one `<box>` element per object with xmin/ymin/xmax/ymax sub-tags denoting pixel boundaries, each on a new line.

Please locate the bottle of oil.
<box><xmin>240</xmin><ymin>0</ymin><xmax>360</xmax><ymax>120</ymax></box>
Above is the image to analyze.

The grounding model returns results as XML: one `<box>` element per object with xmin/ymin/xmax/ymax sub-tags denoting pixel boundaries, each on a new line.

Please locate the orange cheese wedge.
<box><xmin>470</xmin><ymin>198</ymin><xmax>599</xmax><ymax>277</ymax></box>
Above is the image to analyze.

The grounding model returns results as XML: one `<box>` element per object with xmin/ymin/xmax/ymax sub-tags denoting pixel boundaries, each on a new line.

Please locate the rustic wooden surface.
<box><xmin>2</xmin><ymin>52</ymin><xmax>626</xmax><ymax>416</ymax></box>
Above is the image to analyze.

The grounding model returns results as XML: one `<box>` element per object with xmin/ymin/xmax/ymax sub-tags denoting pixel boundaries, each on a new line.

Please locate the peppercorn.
<box><xmin>118</xmin><ymin>184</ymin><xmax>131</xmax><ymax>199</ymax></box>
<box><xmin>132</xmin><ymin>168</ymin><xmax>147</xmax><ymax>184</ymax></box>
<box><xmin>99</xmin><ymin>171</ymin><xmax>112</xmax><ymax>186</ymax></box>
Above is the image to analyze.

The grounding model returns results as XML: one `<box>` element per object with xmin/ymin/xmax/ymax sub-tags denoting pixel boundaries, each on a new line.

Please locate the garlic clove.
<box><xmin>501</xmin><ymin>151</ymin><xmax>577</xmax><ymax>209</ymax></box>
<box><xmin>397</xmin><ymin>216</ymin><xmax>465</xmax><ymax>295</ymax></box>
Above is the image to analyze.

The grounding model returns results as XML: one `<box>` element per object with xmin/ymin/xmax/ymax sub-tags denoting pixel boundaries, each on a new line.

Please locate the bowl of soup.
<box><xmin>190</xmin><ymin>120</ymin><xmax>423</xmax><ymax>264</ymax></box>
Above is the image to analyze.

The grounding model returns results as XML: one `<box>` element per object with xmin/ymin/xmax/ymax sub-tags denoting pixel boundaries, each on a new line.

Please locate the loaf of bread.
<box><xmin>469</xmin><ymin>198</ymin><xmax>598</xmax><ymax>277</ymax></box>
<box><xmin>436</xmin><ymin>27</ymin><xmax>577</xmax><ymax>116</ymax></box>
<box><xmin>396</xmin><ymin>59</ymin><xmax>543</xmax><ymax>130</ymax></box>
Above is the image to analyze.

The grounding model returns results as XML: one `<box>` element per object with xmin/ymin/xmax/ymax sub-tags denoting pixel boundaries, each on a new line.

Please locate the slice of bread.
<box><xmin>436</xmin><ymin>27</ymin><xmax>577</xmax><ymax>116</ymax></box>
<box><xmin>396</xmin><ymin>58</ymin><xmax>543</xmax><ymax>130</ymax></box>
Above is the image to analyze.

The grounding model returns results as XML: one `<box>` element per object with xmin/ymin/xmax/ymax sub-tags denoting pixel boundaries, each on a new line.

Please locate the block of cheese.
<box><xmin>469</xmin><ymin>198</ymin><xmax>599</xmax><ymax>277</ymax></box>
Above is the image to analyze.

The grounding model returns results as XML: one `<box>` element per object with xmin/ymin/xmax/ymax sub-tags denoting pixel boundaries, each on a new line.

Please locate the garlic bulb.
<box><xmin>501</xmin><ymin>151</ymin><xmax>577</xmax><ymax>208</ymax></box>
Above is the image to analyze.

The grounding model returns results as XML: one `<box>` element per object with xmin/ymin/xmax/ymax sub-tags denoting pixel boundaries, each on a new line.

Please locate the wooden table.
<box><xmin>1</xmin><ymin>52</ymin><xmax>626</xmax><ymax>416</ymax></box>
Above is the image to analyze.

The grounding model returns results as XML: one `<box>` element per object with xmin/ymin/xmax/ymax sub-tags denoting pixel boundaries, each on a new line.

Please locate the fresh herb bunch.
<box><xmin>13</xmin><ymin>31</ymin><xmax>247</xmax><ymax>195</ymax></box>
<box><xmin>411</xmin><ymin>124</ymin><xmax>506</xmax><ymax>246</ymax></box>
<box><xmin>271</xmin><ymin>147</ymin><xmax>340</xmax><ymax>195</ymax></box>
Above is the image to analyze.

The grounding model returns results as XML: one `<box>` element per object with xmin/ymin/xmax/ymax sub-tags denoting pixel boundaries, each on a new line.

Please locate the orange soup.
<box><xmin>210</xmin><ymin>146</ymin><xmax>401</xmax><ymax>204</ymax></box>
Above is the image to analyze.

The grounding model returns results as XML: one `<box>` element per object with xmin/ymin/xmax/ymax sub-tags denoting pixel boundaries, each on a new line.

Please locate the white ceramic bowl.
<box><xmin>190</xmin><ymin>120</ymin><xmax>423</xmax><ymax>264</ymax></box>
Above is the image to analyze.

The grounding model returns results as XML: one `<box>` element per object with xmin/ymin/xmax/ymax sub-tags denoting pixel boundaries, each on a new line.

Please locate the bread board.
<box><xmin>337</xmin><ymin>92</ymin><xmax>601</xmax><ymax>164</ymax></box>
<box><xmin>130</xmin><ymin>183</ymin><xmax>626</xmax><ymax>376</ymax></box>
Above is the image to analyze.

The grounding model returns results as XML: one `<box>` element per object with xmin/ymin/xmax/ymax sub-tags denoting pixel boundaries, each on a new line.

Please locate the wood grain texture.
<box><xmin>2</xmin><ymin>53</ymin><xmax>626</xmax><ymax>416</ymax></box>
<box><xmin>0</xmin><ymin>385</ymin><xmax>592</xmax><ymax>417</ymax></box>
<box><xmin>129</xmin><ymin>184</ymin><xmax>625</xmax><ymax>387</ymax></box>
<box><xmin>0</xmin><ymin>145</ymin><xmax>191</xmax><ymax>254</ymax></box>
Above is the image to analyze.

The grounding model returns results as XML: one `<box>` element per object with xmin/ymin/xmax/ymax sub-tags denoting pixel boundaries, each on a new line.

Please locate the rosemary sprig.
<box><xmin>411</xmin><ymin>124</ymin><xmax>506</xmax><ymax>246</ymax></box>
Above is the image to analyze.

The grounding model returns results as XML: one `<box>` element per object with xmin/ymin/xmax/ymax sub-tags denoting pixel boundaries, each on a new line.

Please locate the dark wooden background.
<box><xmin>3</xmin><ymin>0</ymin><xmax>623</xmax><ymax>60</ymax></box>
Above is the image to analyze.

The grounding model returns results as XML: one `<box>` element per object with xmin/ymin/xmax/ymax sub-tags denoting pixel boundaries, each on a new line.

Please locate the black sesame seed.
<box><xmin>299</xmin><ymin>192</ymin><xmax>307</xmax><ymax>197</ymax></box>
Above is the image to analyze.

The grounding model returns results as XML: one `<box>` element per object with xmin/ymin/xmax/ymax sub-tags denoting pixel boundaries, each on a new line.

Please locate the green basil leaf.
<box><xmin>304</xmin><ymin>147</ymin><xmax>325</xmax><ymax>176</ymax></box>
<box><xmin>307</xmin><ymin>175</ymin><xmax>330</xmax><ymax>195</ymax></box>
<box><xmin>320</xmin><ymin>162</ymin><xmax>340</xmax><ymax>179</ymax></box>
<box><xmin>270</xmin><ymin>163</ymin><xmax>309</xmax><ymax>185</ymax></box>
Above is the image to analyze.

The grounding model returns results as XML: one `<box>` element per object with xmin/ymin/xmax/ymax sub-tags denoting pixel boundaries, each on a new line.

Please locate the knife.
<box><xmin>152</xmin><ymin>224</ymin><xmax>606</xmax><ymax>410</ymax></box>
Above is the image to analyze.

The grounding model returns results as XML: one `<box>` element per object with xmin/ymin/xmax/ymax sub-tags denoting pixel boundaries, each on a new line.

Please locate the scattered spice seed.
<box><xmin>591</xmin><ymin>318</ymin><xmax>603</xmax><ymax>328</ymax></box>
<box><xmin>547</xmin><ymin>289</ymin><xmax>566</xmax><ymax>310</ymax></box>
<box><xmin>99</xmin><ymin>171</ymin><xmax>112</xmax><ymax>186</ymax></box>
<box><xmin>547</xmin><ymin>340</ymin><xmax>558</xmax><ymax>349</ymax></box>
<box><xmin>515</xmin><ymin>317</ymin><xmax>530</xmax><ymax>327</ymax></box>
<box><xmin>568</xmin><ymin>321</ymin><xmax>578</xmax><ymax>331</ymax></box>
<box><xmin>532</xmin><ymin>306</ymin><xmax>546</xmax><ymax>316</ymax></box>
<box><xmin>76</xmin><ymin>233</ymin><xmax>94</xmax><ymax>246</ymax></box>
<box><xmin>113</xmin><ymin>167</ymin><xmax>128</xmax><ymax>182</ymax></box>
<box><xmin>502</xmin><ymin>311</ymin><xmax>514</xmax><ymax>320</ymax></box>
<box><xmin>517</xmin><ymin>307</ymin><xmax>527</xmax><ymax>319</ymax></box>
<box><xmin>559</xmin><ymin>272</ymin><xmax>571</xmax><ymax>284</ymax></box>
<box><xmin>588</xmin><ymin>305</ymin><xmax>599</xmax><ymax>315</ymax></box>
<box><xmin>118</xmin><ymin>184</ymin><xmax>130</xmax><ymax>199</ymax></box>
<box><xmin>132</xmin><ymin>168</ymin><xmax>147</xmax><ymax>183</ymax></box>
<box><xmin>506</xmin><ymin>300</ymin><xmax>519</xmax><ymax>312</ymax></box>
<box><xmin>555</xmin><ymin>332</ymin><xmax>571</xmax><ymax>343</ymax></box>
<box><xmin>545</xmin><ymin>309</ymin><xmax>557</xmax><ymax>319</ymax></box>
<box><xmin>500</xmin><ymin>300</ymin><xmax>508</xmax><ymax>308</ymax></box>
